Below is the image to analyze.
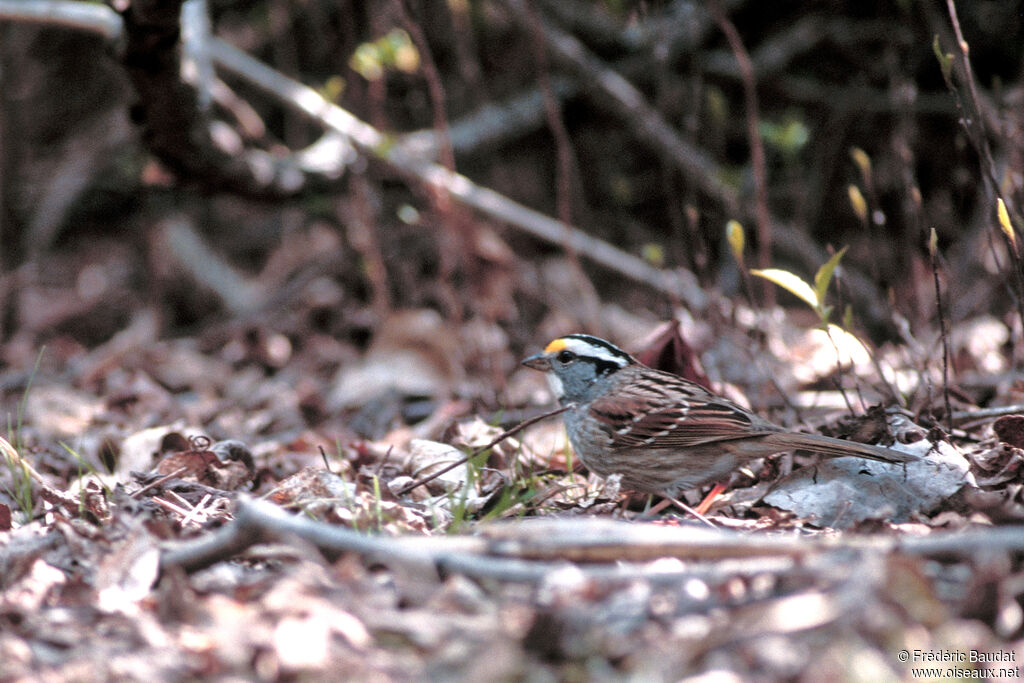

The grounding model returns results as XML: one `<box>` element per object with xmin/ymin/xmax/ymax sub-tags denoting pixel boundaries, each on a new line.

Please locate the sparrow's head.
<box><xmin>522</xmin><ymin>334</ymin><xmax>635</xmax><ymax>402</ymax></box>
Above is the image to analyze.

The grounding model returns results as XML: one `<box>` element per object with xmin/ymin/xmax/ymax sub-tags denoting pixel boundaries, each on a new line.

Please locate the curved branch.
<box><xmin>118</xmin><ymin>0</ymin><xmax>355</xmax><ymax>198</ymax></box>
<box><xmin>208</xmin><ymin>37</ymin><xmax>708</xmax><ymax>308</ymax></box>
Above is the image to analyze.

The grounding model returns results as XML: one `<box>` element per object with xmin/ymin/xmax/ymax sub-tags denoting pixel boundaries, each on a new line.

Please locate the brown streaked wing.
<box><xmin>587</xmin><ymin>371</ymin><xmax>772</xmax><ymax>449</ymax></box>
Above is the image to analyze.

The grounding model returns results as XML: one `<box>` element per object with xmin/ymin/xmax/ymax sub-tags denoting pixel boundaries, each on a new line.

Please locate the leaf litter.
<box><xmin>2</xmin><ymin>242</ymin><xmax>1024</xmax><ymax>680</ymax></box>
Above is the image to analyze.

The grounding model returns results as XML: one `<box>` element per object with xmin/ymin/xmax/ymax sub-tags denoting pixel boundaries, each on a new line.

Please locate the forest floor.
<box><xmin>2</xmin><ymin>225</ymin><xmax>1023</xmax><ymax>681</ymax></box>
<box><xmin>3</xmin><ymin>0</ymin><xmax>1024</xmax><ymax>679</ymax></box>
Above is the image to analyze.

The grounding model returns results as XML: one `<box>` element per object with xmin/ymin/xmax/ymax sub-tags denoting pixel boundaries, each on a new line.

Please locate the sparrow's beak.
<box><xmin>521</xmin><ymin>352</ymin><xmax>550</xmax><ymax>371</ymax></box>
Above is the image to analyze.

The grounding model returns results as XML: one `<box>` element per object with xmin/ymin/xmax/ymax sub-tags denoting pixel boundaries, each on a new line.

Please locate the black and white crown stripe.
<box><xmin>557</xmin><ymin>334</ymin><xmax>635</xmax><ymax>365</ymax></box>
<box><xmin>552</xmin><ymin>333</ymin><xmax>630</xmax><ymax>366</ymax></box>
<box><xmin>548</xmin><ymin>334</ymin><xmax>635</xmax><ymax>378</ymax></box>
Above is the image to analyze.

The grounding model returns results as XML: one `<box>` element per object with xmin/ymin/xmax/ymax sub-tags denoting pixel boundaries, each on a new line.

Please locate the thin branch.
<box><xmin>396</xmin><ymin>0</ymin><xmax>455</xmax><ymax>175</ymax></box>
<box><xmin>396</xmin><ymin>18</ymin><xmax>952</xmax><ymax>163</ymax></box>
<box><xmin>161</xmin><ymin>497</ymin><xmax>1024</xmax><ymax>581</ymax></box>
<box><xmin>207</xmin><ymin>38</ymin><xmax>708</xmax><ymax>309</ymax></box>
<box><xmin>496</xmin><ymin>0</ymin><xmax>742</xmax><ymax>218</ymax></box>
<box><xmin>492</xmin><ymin>0</ymin><xmax>895</xmax><ymax>329</ymax></box>
<box><xmin>944</xmin><ymin>0</ymin><xmax>1002</xmax><ymax>208</ymax></box>
<box><xmin>7</xmin><ymin>0</ymin><xmax>356</xmax><ymax>197</ymax></box>
<box><xmin>0</xmin><ymin>0</ymin><xmax>122</xmax><ymax>40</ymax></box>
<box><xmin>395</xmin><ymin>0</ymin><xmax>467</xmax><ymax>320</ymax></box>
<box><xmin>180</xmin><ymin>0</ymin><xmax>214</xmax><ymax>111</ymax></box>
<box><xmin>396</xmin><ymin>77</ymin><xmax>578</xmax><ymax>160</ymax></box>
<box><xmin>5</xmin><ymin>0</ymin><xmax>902</xmax><ymax>324</ymax></box>
<box><xmin>158</xmin><ymin>216</ymin><xmax>263</xmax><ymax>315</ymax></box>
<box><xmin>523</xmin><ymin>0</ymin><xmax>603</xmax><ymax>331</ymax></box>
<box><xmin>944</xmin><ymin>0</ymin><xmax>1024</xmax><ymax>342</ymax></box>
<box><xmin>951</xmin><ymin>403</ymin><xmax>1024</xmax><ymax>426</ymax></box>
<box><xmin>130</xmin><ymin>466</ymin><xmax>189</xmax><ymax>499</ymax></box>
<box><xmin>395</xmin><ymin>404</ymin><xmax>571</xmax><ymax>496</ymax></box>
<box><xmin>525</xmin><ymin>0</ymin><xmax>574</xmax><ymax>229</ymax></box>
<box><xmin>0</xmin><ymin>436</ymin><xmax>47</xmax><ymax>487</ymax></box>
<box><xmin>710</xmin><ymin>2</ymin><xmax>772</xmax><ymax>305</ymax></box>
<box><xmin>928</xmin><ymin>231</ymin><xmax>954</xmax><ymax>433</ymax></box>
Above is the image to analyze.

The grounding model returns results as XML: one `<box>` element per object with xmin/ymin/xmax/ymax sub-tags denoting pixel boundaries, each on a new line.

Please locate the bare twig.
<box><xmin>710</xmin><ymin>2</ymin><xmax>772</xmax><ymax>305</ymax></box>
<box><xmin>25</xmin><ymin>111</ymin><xmax>133</xmax><ymax>253</ymax></box>
<box><xmin>928</xmin><ymin>230</ymin><xmax>954</xmax><ymax>433</ymax></box>
<box><xmin>400</xmin><ymin>14</ymin><xmax>954</xmax><ymax>164</ymax></box>
<box><xmin>207</xmin><ymin>38</ymin><xmax>707</xmax><ymax>309</ymax></box>
<box><xmin>161</xmin><ymin>498</ymin><xmax>1024</xmax><ymax>581</ymax></box>
<box><xmin>120</xmin><ymin>0</ymin><xmax>352</xmax><ymax>197</ymax></box>
<box><xmin>180</xmin><ymin>0</ymin><xmax>214</xmax><ymax>111</ymax></box>
<box><xmin>523</xmin><ymin>0</ymin><xmax>603</xmax><ymax>331</ymax></box>
<box><xmin>158</xmin><ymin>216</ymin><xmax>263</xmax><ymax>315</ymax></box>
<box><xmin>493</xmin><ymin>0</ymin><xmax>896</xmax><ymax>327</ymax></box>
<box><xmin>0</xmin><ymin>436</ymin><xmax>47</xmax><ymax>486</ymax></box>
<box><xmin>534</xmin><ymin>0</ymin><xmax>647</xmax><ymax>53</ymax></box>
<box><xmin>941</xmin><ymin>1</ymin><xmax>1024</xmax><ymax>331</ymax></box>
<box><xmin>943</xmin><ymin>0</ymin><xmax>1002</xmax><ymax>207</ymax></box>
<box><xmin>396</xmin><ymin>77</ymin><xmax>578</xmax><ymax>160</ymax></box>
<box><xmin>130</xmin><ymin>466</ymin><xmax>188</xmax><ymax>499</ymax></box>
<box><xmin>395</xmin><ymin>0</ymin><xmax>469</xmax><ymax>320</ymax></box>
<box><xmin>395</xmin><ymin>404</ymin><xmax>571</xmax><ymax>496</ymax></box>
<box><xmin>497</xmin><ymin>0</ymin><xmax>741</xmax><ymax>217</ymax></box>
<box><xmin>950</xmin><ymin>403</ymin><xmax>1024</xmax><ymax>426</ymax></box>
<box><xmin>397</xmin><ymin>15</ymin><xmax>948</xmax><ymax>164</ymax></box>
<box><xmin>2</xmin><ymin>432</ymin><xmax>92</xmax><ymax>519</ymax></box>
<box><xmin>345</xmin><ymin>176</ymin><xmax>392</xmax><ymax>320</ymax></box>
<box><xmin>0</xmin><ymin>0</ymin><xmax>122</xmax><ymax>40</ymax></box>
<box><xmin>0</xmin><ymin>0</ymin><xmax>356</xmax><ymax>196</ymax></box>
<box><xmin>396</xmin><ymin>1</ymin><xmax>455</xmax><ymax>175</ymax></box>
<box><xmin>159</xmin><ymin>496</ymin><xmax>439</xmax><ymax>574</ymax></box>
<box><xmin>6</xmin><ymin>0</ymin><xmax>901</xmax><ymax>323</ymax></box>
<box><xmin>524</xmin><ymin>1</ymin><xmax>573</xmax><ymax>229</ymax></box>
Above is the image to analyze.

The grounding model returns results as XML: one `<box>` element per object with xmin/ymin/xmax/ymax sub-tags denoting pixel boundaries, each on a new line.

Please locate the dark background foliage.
<box><xmin>2</xmin><ymin>0</ymin><xmax>1022</xmax><ymax>350</ymax></box>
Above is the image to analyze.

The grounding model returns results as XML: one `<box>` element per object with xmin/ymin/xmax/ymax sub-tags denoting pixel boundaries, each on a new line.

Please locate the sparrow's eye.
<box><xmin>557</xmin><ymin>350</ymin><xmax>576</xmax><ymax>363</ymax></box>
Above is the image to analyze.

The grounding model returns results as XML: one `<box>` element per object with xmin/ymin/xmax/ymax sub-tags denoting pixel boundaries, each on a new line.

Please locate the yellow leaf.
<box><xmin>848</xmin><ymin>185</ymin><xmax>868</xmax><ymax>223</ymax></box>
<box><xmin>850</xmin><ymin>147</ymin><xmax>871</xmax><ymax>178</ymax></box>
<box><xmin>932</xmin><ymin>35</ymin><xmax>954</xmax><ymax>82</ymax></box>
<box><xmin>751</xmin><ymin>268</ymin><xmax>819</xmax><ymax>309</ymax></box>
<box><xmin>997</xmin><ymin>197</ymin><xmax>1017</xmax><ymax>251</ymax></box>
<box><xmin>642</xmin><ymin>243</ymin><xmax>665</xmax><ymax>268</ymax></box>
<box><xmin>726</xmin><ymin>220</ymin><xmax>745</xmax><ymax>264</ymax></box>
<box><xmin>813</xmin><ymin>246</ymin><xmax>848</xmax><ymax>307</ymax></box>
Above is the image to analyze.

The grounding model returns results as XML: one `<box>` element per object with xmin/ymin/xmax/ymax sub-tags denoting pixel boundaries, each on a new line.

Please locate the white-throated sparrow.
<box><xmin>522</xmin><ymin>334</ymin><xmax>919</xmax><ymax>501</ymax></box>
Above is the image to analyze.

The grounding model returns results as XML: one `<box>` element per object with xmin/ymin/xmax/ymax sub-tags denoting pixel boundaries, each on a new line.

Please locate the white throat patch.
<box><xmin>545</xmin><ymin>372</ymin><xmax>565</xmax><ymax>399</ymax></box>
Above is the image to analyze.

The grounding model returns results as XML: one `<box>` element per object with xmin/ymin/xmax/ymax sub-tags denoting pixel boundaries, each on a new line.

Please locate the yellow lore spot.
<box><xmin>544</xmin><ymin>338</ymin><xmax>568</xmax><ymax>353</ymax></box>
